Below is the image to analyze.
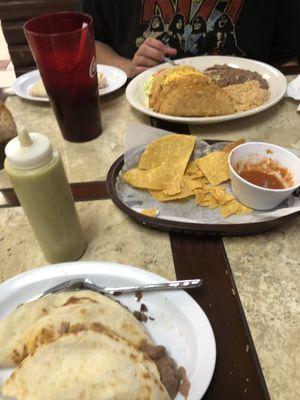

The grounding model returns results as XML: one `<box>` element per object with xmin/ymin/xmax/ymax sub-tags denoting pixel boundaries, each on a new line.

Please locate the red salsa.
<box><xmin>235</xmin><ymin>157</ymin><xmax>294</xmax><ymax>190</ymax></box>
<box><xmin>239</xmin><ymin>169</ymin><xmax>285</xmax><ymax>189</ymax></box>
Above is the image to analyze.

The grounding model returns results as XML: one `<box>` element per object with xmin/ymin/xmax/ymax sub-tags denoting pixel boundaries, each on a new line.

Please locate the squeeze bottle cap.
<box><xmin>5</xmin><ymin>127</ymin><xmax>53</xmax><ymax>169</ymax></box>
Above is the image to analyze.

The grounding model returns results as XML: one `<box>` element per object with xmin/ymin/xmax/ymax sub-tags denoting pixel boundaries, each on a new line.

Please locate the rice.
<box><xmin>223</xmin><ymin>80</ymin><xmax>269</xmax><ymax>112</ymax></box>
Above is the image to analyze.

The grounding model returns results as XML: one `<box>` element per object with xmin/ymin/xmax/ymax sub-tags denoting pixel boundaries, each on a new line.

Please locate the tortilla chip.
<box><xmin>185</xmin><ymin>159</ymin><xmax>205</xmax><ymax>180</ymax></box>
<box><xmin>185</xmin><ymin>160</ymin><xmax>200</xmax><ymax>175</ymax></box>
<box><xmin>138</xmin><ymin>134</ymin><xmax>196</xmax><ymax>171</ymax></box>
<box><xmin>222</xmin><ymin>139</ymin><xmax>246</xmax><ymax>153</ymax></box>
<box><xmin>220</xmin><ymin>199</ymin><xmax>252</xmax><ymax>218</ymax></box>
<box><xmin>195</xmin><ymin>189</ymin><xmax>211</xmax><ymax>205</ymax></box>
<box><xmin>150</xmin><ymin>190</ymin><xmax>194</xmax><ymax>202</ymax></box>
<box><xmin>185</xmin><ymin>177</ymin><xmax>203</xmax><ymax>191</ymax></box>
<box><xmin>189</xmin><ymin>171</ymin><xmax>205</xmax><ymax>179</ymax></box>
<box><xmin>197</xmin><ymin>151</ymin><xmax>230</xmax><ymax>185</ymax></box>
<box><xmin>207</xmin><ymin>196</ymin><xmax>219</xmax><ymax>209</ymax></box>
<box><xmin>140</xmin><ymin>208</ymin><xmax>159</xmax><ymax>217</ymax></box>
<box><xmin>211</xmin><ymin>187</ymin><xmax>234</xmax><ymax>205</ymax></box>
<box><xmin>122</xmin><ymin>166</ymin><xmax>173</xmax><ymax>190</ymax></box>
<box><xmin>150</xmin><ymin>175</ymin><xmax>197</xmax><ymax>202</ymax></box>
<box><xmin>125</xmin><ymin>134</ymin><xmax>196</xmax><ymax>192</ymax></box>
<box><xmin>163</xmin><ymin>173</ymin><xmax>183</xmax><ymax>196</ymax></box>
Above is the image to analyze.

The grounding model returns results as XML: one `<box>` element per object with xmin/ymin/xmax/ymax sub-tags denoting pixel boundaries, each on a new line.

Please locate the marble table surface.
<box><xmin>0</xmin><ymin>84</ymin><xmax>299</xmax><ymax>400</ymax></box>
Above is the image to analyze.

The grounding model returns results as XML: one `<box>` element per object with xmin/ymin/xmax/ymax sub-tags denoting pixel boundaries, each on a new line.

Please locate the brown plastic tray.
<box><xmin>106</xmin><ymin>153</ymin><xmax>300</xmax><ymax>237</ymax></box>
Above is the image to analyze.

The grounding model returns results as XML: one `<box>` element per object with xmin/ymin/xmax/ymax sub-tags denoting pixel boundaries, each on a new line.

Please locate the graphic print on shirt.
<box><xmin>136</xmin><ymin>0</ymin><xmax>245</xmax><ymax>57</ymax></box>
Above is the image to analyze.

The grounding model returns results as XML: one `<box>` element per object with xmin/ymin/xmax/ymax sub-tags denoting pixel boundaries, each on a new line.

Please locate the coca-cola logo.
<box><xmin>89</xmin><ymin>56</ymin><xmax>97</xmax><ymax>79</ymax></box>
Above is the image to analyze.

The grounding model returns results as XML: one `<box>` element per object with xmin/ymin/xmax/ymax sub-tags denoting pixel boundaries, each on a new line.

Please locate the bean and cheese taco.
<box><xmin>3</xmin><ymin>330</ymin><xmax>172</xmax><ymax>400</ymax></box>
<box><xmin>0</xmin><ymin>290</ymin><xmax>151</xmax><ymax>368</ymax></box>
<box><xmin>1</xmin><ymin>290</ymin><xmax>184</xmax><ymax>399</ymax></box>
<box><xmin>147</xmin><ymin>65</ymin><xmax>235</xmax><ymax>117</ymax></box>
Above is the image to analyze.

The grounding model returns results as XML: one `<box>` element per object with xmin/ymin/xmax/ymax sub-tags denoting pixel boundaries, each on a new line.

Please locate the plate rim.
<box><xmin>125</xmin><ymin>55</ymin><xmax>287</xmax><ymax>124</ymax></box>
<box><xmin>11</xmin><ymin>64</ymin><xmax>128</xmax><ymax>102</ymax></box>
<box><xmin>0</xmin><ymin>260</ymin><xmax>216</xmax><ymax>400</ymax></box>
<box><xmin>12</xmin><ymin>69</ymin><xmax>48</xmax><ymax>102</ymax></box>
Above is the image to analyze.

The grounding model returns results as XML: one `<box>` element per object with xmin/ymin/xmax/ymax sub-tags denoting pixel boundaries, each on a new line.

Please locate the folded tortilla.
<box><xmin>148</xmin><ymin>66</ymin><xmax>235</xmax><ymax>117</ymax></box>
<box><xmin>3</xmin><ymin>330</ymin><xmax>171</xmax><ymax>400</ymax></box>
<box><xmin>29</xmin><ymin>79</ymin><xmax>47</xmax><ymax>97</ymax></box>
<box><xmin>0</xmin><ymin>290</ymin><xmax>151</xmax><ymax>368</ymax></box>
<box><xmin>29</xmin><ymin>72</ymin><xmax>107</xmax><ymax>97</ymax></box>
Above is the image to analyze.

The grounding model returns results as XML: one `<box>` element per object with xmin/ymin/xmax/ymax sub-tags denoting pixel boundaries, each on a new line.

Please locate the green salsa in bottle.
<box><xmin>4</xmin><ymin>129</ymin><xmax>86</xmax><ymax>263</ymax></box>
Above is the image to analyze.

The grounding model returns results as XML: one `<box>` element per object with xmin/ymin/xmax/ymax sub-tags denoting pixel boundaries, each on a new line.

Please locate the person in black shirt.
<box><xmin>78</xmin><ymin>0</ymin><xmax>300</xmax><ymax>78</ymax></box>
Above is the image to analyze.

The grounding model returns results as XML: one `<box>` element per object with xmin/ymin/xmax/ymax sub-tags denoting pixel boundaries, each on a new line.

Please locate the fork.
<box><xmin>38</xmin><ymin>277</ymin><xmax>202</xmax><ymax>298</ymax></box>
<box><xmin>163</xmin><ymin>57</ymin><xmax>177</xmax><ymax>66</ymax></box>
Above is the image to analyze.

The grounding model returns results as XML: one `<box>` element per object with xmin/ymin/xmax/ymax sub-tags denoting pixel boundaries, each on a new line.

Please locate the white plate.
<box><xmin>0</xmin><ymin>261</ymin><xmax>215</xmax><ymax>400</ymax></box>
<box><xmin>97</xmin><ymin>65</ymin><xmax>128</xmax><ymax>96</ymax></box>
<box><xmin>126</xmin><ymin>55</ymin><xmax>287</xmax><ymax>124</ymax></box>
<box><xmin>12</xmin><ymin>65</ymin><xmax>127</xmax><ymax>102</ymax></box>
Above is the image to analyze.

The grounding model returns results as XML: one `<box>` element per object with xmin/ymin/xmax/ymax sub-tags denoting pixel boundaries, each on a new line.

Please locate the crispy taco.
<box><xmin>146</xmin><ymin>65</ymin><xmax>235</xmax><ymax>117</ymax></box>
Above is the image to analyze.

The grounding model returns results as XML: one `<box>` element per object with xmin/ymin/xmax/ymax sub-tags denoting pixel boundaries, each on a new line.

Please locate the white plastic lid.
<box><xmin>5</xmin><ymin>128</ymin><xmax>53</xmax><ymax>169</ymax></box>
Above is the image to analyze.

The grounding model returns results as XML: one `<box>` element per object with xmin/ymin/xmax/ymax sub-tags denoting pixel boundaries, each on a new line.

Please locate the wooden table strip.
<box><xmin>150</xmin><ymin>117</ymin><xmax>190</xmax><ymax>134</ymax></box>
<box><xmin>0</xmin><ymin>181</ymin><xmax>109</xmax><ymax>208</ymax></box>
<box><xmin>170</xmin><ymin>233</ymin><xmax>270</xmax><ymax>400</ymax></box>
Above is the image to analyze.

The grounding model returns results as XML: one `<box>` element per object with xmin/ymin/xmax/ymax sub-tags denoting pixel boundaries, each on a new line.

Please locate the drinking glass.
<box><xmin>24</xmin><ymin>12</ymin><xmax>102</xmax><ymax>142</ymax></box>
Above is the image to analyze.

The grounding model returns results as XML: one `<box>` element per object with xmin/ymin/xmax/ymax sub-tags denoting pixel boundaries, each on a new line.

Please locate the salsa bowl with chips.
<box><xmin>229</xmin><ymin>142</ymin><xmax>300</xmax><ymax>210</ymax></box>
<box><xmin>106</xmin><ymin>124</ymin><xmax>300</xmax><ymax>236</ymax></box>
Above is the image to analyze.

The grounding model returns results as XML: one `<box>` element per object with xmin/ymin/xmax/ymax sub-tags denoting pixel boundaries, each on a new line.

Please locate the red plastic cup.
<box><xmin>24</xmin><ymin>12</ymin><xmax>102</xmax><ymax>142</ymax></box>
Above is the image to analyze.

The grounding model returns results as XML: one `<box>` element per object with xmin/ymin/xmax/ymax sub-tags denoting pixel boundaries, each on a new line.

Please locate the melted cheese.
<box><xmin>162</xmin><ymin>70</ymin><xmax>205</xmax><ymax>87</ymax></box>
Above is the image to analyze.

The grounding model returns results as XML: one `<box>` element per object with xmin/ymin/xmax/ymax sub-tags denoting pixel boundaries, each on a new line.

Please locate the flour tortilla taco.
<box><xmin>3</xmin><ymin>330</ymin><xmax>172</xmax><ymax>400</ymax></box>
<box><xmin>0</xmin><ymin>290</ymin><xmax>151</xmax><ymax>368</ymax></box>
<box><xmin>147</xmin><ymin>65</ymin><xmax>235</xmax><ymax>117</ymax></box>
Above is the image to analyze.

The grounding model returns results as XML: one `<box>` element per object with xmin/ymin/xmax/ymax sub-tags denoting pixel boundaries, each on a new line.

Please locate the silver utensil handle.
<box><xmin>163</xmin><ymin>57</ymin><xmax>177</xmax><ymax>66</ymax></box>
<box><xmin>102</xmin><ymin>279</ymin><xmax>202</xmax><ymax>293</ymax></box>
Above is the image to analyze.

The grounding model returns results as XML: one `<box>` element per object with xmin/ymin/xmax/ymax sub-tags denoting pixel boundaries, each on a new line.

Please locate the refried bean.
<box><xmin>204</xmin><ymin>64</ymin><xmax>269</xmax><ymax>89</ymax></box>
<box><xmin>140</xmin><ymin>340</ymin><xmax>185</xmax><ymax>399</ymax></box>
<box><xmin>133</xmin><ymin>310</ymin><xmax>148</xmax><ymax>322</ymax></box>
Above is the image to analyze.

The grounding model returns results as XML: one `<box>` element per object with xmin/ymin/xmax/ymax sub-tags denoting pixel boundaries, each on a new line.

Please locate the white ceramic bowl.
<box><xmin>229</xmin><ymin>142</ymin><xmax>300</xmax><ymax>210</ymax></box>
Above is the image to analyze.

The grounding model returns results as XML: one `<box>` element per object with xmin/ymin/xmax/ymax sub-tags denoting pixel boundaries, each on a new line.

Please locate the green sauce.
<box><xmin>5</xmin><ymin>151</ymin><xmax>86</xmax><ymax>263</ymax></box>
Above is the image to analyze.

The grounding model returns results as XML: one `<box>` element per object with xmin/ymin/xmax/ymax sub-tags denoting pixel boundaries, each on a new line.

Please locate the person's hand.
<box><xmin>130</xmin><ymin>38</ymin><xmax>177</xmax><ymax>78</ymax></box>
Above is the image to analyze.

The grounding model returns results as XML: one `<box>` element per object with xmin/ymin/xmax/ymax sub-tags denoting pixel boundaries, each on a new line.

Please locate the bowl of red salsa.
<box><xmin>229</xmin><ymin>142</ymin><xmax>300</xmax><ymax>210</ymax></box>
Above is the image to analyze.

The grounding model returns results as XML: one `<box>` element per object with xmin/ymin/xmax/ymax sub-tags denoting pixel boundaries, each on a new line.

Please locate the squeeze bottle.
<box><xmin>4</xmin><ymin>129</ymin><xmax>86</xmax><ymax>263</ymax></box>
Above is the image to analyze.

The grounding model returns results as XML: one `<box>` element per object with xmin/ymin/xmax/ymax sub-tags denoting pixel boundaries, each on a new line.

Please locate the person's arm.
<box><xmin>80</xmin><ymin>1</ymin><xmax>176</xmax><ymax>78</ymax></box>
<box><xmin>95</xmin><ymin>41</ymin><xmax>133</xmax><ymax>77</ymax></box>
<box><xmin>132</xmin><ymin>38</ymin><xmax>177</xmax><ymax>76</ymax></box>
<box><xmin>95</xmin><ymin>38</ymin><xmax>177</xmax><ymax>78</ymax></box>
<box><xmin>77</xmin><ymin>0</ymin><xmax>131</xmax><ymax>72</ymax></box>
